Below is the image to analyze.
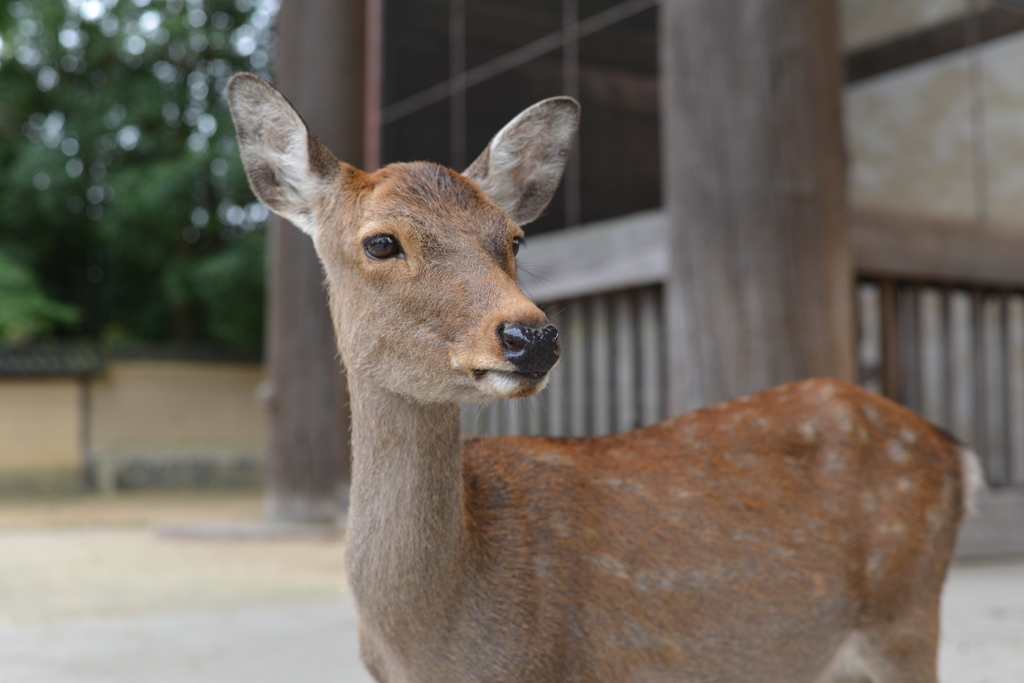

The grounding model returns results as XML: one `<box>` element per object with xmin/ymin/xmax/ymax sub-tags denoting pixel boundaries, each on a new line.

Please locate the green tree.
<box><xmin>0</xmin><ymin>247</ymin><xmax>79</xmax><ymax>341</ymax></box>
<box><xmin>0</xmin><ymin>0</ymin><xmax>277</xmax><ymax>353</ymax></box>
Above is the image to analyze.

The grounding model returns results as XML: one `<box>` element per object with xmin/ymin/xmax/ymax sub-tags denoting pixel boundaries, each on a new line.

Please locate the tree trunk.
<box><xmin>660</xmin><ymin>0</ymin><xmax>855</xmax><ymax>414</ymax></box>
<box><xmin>264</xmin><ymin>0</ymin><xmax>365</xmax><ymax>521</ymax></box>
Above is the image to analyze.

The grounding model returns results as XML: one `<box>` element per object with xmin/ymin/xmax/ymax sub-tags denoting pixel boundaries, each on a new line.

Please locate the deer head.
<box><xmin>227</xmin><ymin>74</ymin><xmax>579</xmax><ymax>404</ymax></box>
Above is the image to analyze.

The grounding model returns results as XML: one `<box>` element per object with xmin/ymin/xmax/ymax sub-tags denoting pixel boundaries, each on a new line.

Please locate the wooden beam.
<box><xmin>264</xmin><ymin>0</ymin><xmax>364</xmax><ymax>522</ymax></box>
<box><xmin>852</xmin><ymin>210</ymin><xmax>1024</xmax><ymax>289</ymax></box>
<box><xmin>846</xmin><ymin>6</ymin><xmax>1024</xmax><ymax>83</ymax></box>
<box><xmin>660</xmin><ymin>0</ymin><xmax>855</xmax><ymax>413</ymax></box>
<box><xmin>517</xmin><ymin>210</ymin><xmax>667</xmax><ymax>302</ymax></box>
<box><xmin>520</xmin><ymin>208</ymin><xmax>1024</xmax><ymax>304</ymax></box>
<box><xmin>364</xmin><ymin>0</ymin><xmax>383</xmax><ymax>171</ymax></box>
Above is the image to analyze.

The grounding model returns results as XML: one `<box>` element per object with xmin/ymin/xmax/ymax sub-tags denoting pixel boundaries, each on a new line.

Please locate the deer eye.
<box><xmin>364</xmin><ymin>234</ymin><xmax>403</xmax><ymax>260</ymax></box>
<box><xmin>512</xmin><ymin>236</ymin><xmax>524</xmax><ymax>257</ymax></box>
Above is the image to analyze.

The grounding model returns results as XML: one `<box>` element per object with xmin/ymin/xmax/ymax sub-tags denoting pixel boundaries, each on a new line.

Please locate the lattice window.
<box><xmin>380</xmin><ymin>0</ymin><xmax>660</xmax><ymax>234</ymax></box>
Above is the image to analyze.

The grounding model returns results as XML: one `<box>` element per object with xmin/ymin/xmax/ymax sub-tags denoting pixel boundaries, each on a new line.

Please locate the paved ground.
<box><xmin>939</xmin><ymin>558</ymin><xmax>1024</xmax><ymax>683</ymax></box>
<box><xmin>0</xmin><ymin>492</ymin><xmax>371</xmax><ymax>682</ymax></box>
<box><xmin>0</xmin><ymin>601</ymin><xmax>372</xmax><ymax>683</ymax></box>
<box><xmin>0</xmin><ymin>492</ymin><xmax>1021</xmax><ymax>682</ymax></box>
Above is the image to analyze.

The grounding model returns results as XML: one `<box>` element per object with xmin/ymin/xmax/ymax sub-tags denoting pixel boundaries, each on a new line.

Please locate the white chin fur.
<box><xmin>478</xmin><ymin>371</ymin><xmax>549</xmax><ymax>399</ymax></box>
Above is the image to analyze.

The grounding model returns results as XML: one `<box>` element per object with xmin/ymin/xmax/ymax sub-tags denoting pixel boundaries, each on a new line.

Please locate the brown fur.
<box><xmin>453</xmin><ymin>380</ymin><xmax>964</xmax><ymax>681</ymax></box>
<box><xmin>227</xmin><ymin>73</ymin><xmax>970</xmax><ymax>683</ymax></box>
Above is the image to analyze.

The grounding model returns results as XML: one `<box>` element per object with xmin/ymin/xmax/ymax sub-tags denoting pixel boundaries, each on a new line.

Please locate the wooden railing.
<box><xmin>462</xmin><ymin>286</ymin><xmax>667</xmax><ymax>437</ymax></box>
<box><xmin>852</xmin><ymin>210</ymin><xmax>1024</xmax><ymax>491</ymax></box>
<box><xmin>462</xmin><ymin>211</ymin><xmax>669</xmax><ymax>436</ymax></box>
<box><xmin>464</xmin><ymin>210</ymin><xmax>1024</xmax><ymax>493</ymax></box>
<box><xmin>856</xmin><ymin>280</ymin><xmax>1024</xmax><ymax>488</ymax></box>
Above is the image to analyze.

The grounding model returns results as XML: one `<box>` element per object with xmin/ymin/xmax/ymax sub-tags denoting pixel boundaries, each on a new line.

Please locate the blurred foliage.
<box><xmin>0</xmin><ymin>0</ymin><xmax>277</xmax><ymax>353</ymax></box>
<box><xmin>0</xmin><ymin>246</ymin><xmax>80</xmax><ymax>341</ymax></box>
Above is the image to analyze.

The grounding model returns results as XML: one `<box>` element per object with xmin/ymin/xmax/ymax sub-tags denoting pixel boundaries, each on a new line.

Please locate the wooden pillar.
<box><xmin>660</xmin><ymin>0</ymin><xmax>855</xmax><ymax>413</ymax></box>
<box><xmin>264</xmin><ymin>0</ymin><xmax>365</xmax><ymax>521</ymax></box>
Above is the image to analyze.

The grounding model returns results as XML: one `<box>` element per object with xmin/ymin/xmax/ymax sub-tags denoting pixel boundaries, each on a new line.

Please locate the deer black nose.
<box><xmin>498</xmin><ymin>323</ymin><xmax>560</xmax><ymax>376</ymax></box>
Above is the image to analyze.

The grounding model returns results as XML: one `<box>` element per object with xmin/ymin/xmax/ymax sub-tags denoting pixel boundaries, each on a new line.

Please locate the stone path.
<box><xmin>0</xmin><ymin>600</ymin><xmax>373</xmax><ymax>683</ymax></box>
<box><xmin>939</xmin><ymin>558</ymin><xmax>1024</xmax><ymax>683</ymax></box>
<box><xmin>0</xmin><ymin>494</ymin><xmax>1020</xmax><ymax>682</ymax></box>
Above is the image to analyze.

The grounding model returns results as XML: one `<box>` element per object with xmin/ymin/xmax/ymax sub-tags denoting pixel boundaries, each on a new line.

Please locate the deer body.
<box><xmin>228</xmin><ymin>74</ymin><xmax>975</xmax><ymax>683</ymax></box>
<box><xmin>347</xmin><ymin>377</ymin><xmax>965</xmax><ymax>683</ymax></box>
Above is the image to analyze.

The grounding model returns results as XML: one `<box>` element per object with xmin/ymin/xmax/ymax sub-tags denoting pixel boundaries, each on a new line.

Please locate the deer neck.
<box><xmin>344</xmin><ymin>374</ymin><xmax>466</xmax><ymax>646</ymax></box>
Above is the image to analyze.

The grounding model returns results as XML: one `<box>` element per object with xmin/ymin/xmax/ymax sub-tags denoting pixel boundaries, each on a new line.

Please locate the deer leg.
<box><xmin>857</xmin><ymin>616</ymin><xmax>941</xmax><ymax>683</ymax></box>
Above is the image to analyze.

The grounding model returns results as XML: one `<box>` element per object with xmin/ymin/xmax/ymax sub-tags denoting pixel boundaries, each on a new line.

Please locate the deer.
<box><xmin>227</xmin><ymin>72</ymin><xmax>982</xmax><ymax>683</ymax></box>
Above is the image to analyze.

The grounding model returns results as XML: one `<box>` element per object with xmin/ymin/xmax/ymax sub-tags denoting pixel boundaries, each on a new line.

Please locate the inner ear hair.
<box><xmin>227</xmin><ymin>73</ymin><xmax>340</xmax><ymax>235</ymax></box>
<box><xmin>464</xmin><ymin>96</ymin><xmax>580</xmax><ymax>226</ymax></box>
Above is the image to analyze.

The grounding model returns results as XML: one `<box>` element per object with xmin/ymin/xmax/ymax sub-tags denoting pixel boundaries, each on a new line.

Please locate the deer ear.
<box><xmin>463</xmin><ymin>97</ymin><xmax>580</xmax><ymax>226</ymax></box>
<box><xmin>227</xmin><ymin>73</ymin><xmax>340</xmax><ymax>236</ymax></box>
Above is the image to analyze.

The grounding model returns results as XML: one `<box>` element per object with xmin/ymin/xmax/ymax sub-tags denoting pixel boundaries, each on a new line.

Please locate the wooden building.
<box><xmin>268</xmin><ymin>0</ymin><xmax>1024</xmax><ymax>553</ymax></box>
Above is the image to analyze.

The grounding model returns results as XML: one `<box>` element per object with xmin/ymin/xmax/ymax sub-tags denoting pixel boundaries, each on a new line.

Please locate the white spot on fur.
<box><xmin>663</xmin><ymin>509</ymin><xmax>687</xmax><ymax>525</ymax></box>
<box><xmin>823</xmin><ymin>498</ymin><xmax>842</xmax><ymax>515</ymax></box>
<box><xmin>625</xmin><ymin>480</ymin><xmax>652</xmax><ymax>499</ymax></box>
<box><xmin>821</xmin><ymin>449</ymin><xmax>847</xmax><ymax>473</ymax></box>
<box><xmin>817</xmin><ymin>633</ymin><xmax>881</xmax><ymax>683</ymax></box>
<box><xmin>731</xmin><ymin>530</ymin><xmax>756</xmax><ymax>544</ymax></box>
<box><xmin>878</xmin><ymin>521</ymin><xmax>907</xmax><ymax>535</ymax></box>
<box><xmin>624</xmin><ymin>620</ymin><xmax>646</xmax><ymax>647</ymax></box>
<box><xmin>534</xmin><ymin>451</ymin><xmax>572</xmax><ymax>467</ymax></box>
<box><xmin>798</xmin><ymin>420</ymin><xmax>819</xmax><ymax>442</ymax></box>
<box><xmin>726</xmin><ymin>451</ymin><xmax>756</xmax><ymax>468</ymax></box>
<box><xmin>593</xmin><ymin>555</ymin><xmax>629</xmax><ymax>580</ymax></box>
<box><xmin>861</xmin><ymin>492</ymin><xmax>877</xmax><ymax>513</ymax></box>
<box><xmin>896</xmin><ymin>477</ymin><xmax>913</xmax><ymax>493</ymax></box>
<box><xmin>608</xmin><ymin>447</ymin><xmax>634</xmax><ymax>460</ymax></box>
<box><xmin>899</xmin><ymin>427</ymin><xmax>919</xmax><ymax>444</ymax></box>
<box><xmin>548</xmin><ymin>514</ymin><xmax>571</xmax><ymax>538</ymax></box>
<box><xmin>815</xmin><ymin>381</ymin><xmax>838</xmax><ymax>400</ymax></box>
<box><xmin>886</xmin><ymin>440</ymin><xmax>910</xmax><ymax>464</ymax></box>
<box><xmin>833</xmin><ymin>405</ymin><xmax>856</xmax><ymax>434</ymax></box>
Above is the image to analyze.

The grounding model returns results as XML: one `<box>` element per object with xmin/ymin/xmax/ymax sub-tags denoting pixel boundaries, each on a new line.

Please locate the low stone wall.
<box><xmin>92</xmin><ymin>450</ymin><xmax>264</xmax><ymax>493</ymax></box>
<box><xmin>0</xmin><ymin>358</ymin><xmax>268</xmax><ymax>494</ymax></box>
<box><xmin>0</xmin><ymin>377</ymin><xmax>83</xmax><ymax>477</ymax></box>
